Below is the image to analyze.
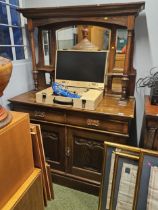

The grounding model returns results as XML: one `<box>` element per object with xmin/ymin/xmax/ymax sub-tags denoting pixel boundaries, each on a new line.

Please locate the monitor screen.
<box><xmin>55</xmin><ymin>50</ymin><xmax>108</xmax><ymax>84</ymax></box>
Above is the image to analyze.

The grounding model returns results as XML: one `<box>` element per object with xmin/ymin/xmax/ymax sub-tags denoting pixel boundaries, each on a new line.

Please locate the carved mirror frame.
<box><xmin>18</xmin><ymin>2</ymin><xmax>145</xmax><ymax>100</ymax></box>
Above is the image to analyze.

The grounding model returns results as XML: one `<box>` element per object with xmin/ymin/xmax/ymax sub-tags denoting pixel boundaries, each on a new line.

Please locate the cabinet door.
<box><xmin>39</xmin><ymin>122</ymin><xmax>65</xmax><ymax>171</ymax></box>
<box><xmin>67</xmin><ymin>128</ymin><xmax>112</xmax><ymax>183</ymax></box>
<box><xmin>67</xmin><ymin>128</ymin><xmax>127</xmax><ymax>183</ymax></box>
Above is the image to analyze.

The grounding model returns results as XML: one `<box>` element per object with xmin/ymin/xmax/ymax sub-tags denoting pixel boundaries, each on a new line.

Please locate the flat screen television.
<box><xmin>55</xmin><ymin>50</ymin><xmax>108</xmax><ymax>89</ymax></box>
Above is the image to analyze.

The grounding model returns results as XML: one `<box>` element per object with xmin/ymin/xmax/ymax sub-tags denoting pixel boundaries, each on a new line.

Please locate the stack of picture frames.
<box><xmin>98</xmin><ymin>142</ymin><xmax>158</xmax><ymax>210</ymax></box>
<box><xmin>30</xmin><ymin>123</ymin><xmax>54</xmax><ymax>207</ymax></box>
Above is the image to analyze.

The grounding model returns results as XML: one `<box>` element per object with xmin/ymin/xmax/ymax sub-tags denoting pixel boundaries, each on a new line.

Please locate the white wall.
<box><xmin>1</xmin><ymin>60</ymin><xmax>34</xmax><ymax>107</ymax></box>
<box><xmin>17</xmin><ymin>0</ymin><xmax>158</xmax><ymax>143</ymax></box>
<box><xmin>134</xmin><ymin>13</ymin><xmax>152</xmax><ymax>141</ymax></box>
<box><xmin>146</xmin><ymin>0</ymin><xmax>158</xmax><ymax>67</ymax></box>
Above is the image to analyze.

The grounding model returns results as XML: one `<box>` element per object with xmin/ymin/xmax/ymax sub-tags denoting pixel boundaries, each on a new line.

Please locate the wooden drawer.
<box><xmin>147</xmin><ymin>118</ymin><xmax>158</xmax><ymax>128</ymax></box>
<box><xmin>12</xmin><ymin>104</ymin><xmax>65</xmax><ymax>124</ymax></box>
<box><xmin>66</xmin><ymin>112</ymin><xmax>129</xmax><ymax>135</ymax></box>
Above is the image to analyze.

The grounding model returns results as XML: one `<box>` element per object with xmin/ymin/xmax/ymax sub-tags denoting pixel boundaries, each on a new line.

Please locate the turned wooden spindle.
<box><xmin>120</xmin><ymin>16</ymin><xmax>135</xmax><ymax>102</ymax></box>
<box><xmin>28</xmin><ymin>19</ymin><xmax>38</xmax><ymax>90</ymax></box>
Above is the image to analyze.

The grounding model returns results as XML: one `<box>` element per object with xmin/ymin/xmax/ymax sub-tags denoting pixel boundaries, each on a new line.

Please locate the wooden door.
<box><xmin>67</xmin><ymin>128</ymin><xmax>127</xmax><ymax>183</ymax></box>
<box><xmin>67</xmin><ymin>128</ymin><xmax>110</xmax><ymax>183</ymax></box>
<box><xmin>39</xmin><ymin>122</ymin><xmax>65</xmax><ymax>172</ymax></box>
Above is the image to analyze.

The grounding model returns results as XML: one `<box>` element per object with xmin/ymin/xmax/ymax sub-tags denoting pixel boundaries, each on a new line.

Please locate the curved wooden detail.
<box><xmin>28</xmin><ymin>17</ymin><xmax>128</xmax><ymax>28</ymax></box>
<box><xmin>73</xmin><ymin>137</ymin><xmax>104</xmax><ymax>173</ymax></box>
<box><xmin>42</xmin><ymin>130</ymin><xmax>60</xmax><ymax>162</ymax></box>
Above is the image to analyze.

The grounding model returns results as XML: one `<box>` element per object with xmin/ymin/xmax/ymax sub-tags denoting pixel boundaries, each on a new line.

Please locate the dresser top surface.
<box><xmin>145</xmin><ymin>96</ymin><xmax>158</xmax><ymax>117</ymax></box>
<box><xmin>9</xmin><ymin>90</ymin><xmax>135</xmax><ymax>118</ymax></box>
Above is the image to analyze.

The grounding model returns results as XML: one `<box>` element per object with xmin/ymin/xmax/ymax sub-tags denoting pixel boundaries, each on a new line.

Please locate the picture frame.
<box><xmin>136</xmin><ymin>149</ymin><xmax>158</xmax><ymax>210</ymax></box>
<box><xmin>98</xmin><ymin>142</ymin><xmax>141</xmax><ymax>210</ymax></box>
<box><xmin>98</xmin><ymin>142</ymin><xmax>158</xmax><ymax>210</ymax></box>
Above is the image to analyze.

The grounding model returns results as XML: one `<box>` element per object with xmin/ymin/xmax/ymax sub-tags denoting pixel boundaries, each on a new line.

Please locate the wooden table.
<box><xmin>140</xmin><ymin>96</ymin><xmax>158</xmax><ymax>150</ymax></box>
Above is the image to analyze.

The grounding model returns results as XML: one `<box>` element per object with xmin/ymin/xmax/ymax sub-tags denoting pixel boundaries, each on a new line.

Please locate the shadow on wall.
<box><xmin>134</xmin><ymin>12</ymin><xmax>152</xmax><ymax>144</ymax></box>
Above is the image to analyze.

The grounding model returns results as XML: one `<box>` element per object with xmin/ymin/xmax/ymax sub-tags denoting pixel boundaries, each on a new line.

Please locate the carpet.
<box><xmin>45</xmin><ymin>184</ymin><xmax>98</xmax><ymax>210</ymax></box>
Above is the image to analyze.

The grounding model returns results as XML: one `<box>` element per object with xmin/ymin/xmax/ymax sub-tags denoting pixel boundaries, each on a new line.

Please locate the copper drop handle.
<box><xmin>34</xmin><ymin>111</ymin><xmax>45</xmax><ymax>118</ymax></box>
<box><xmin>87</xmin><ymin>119</ymin><xmax>100</xmax><ymax>127</ymax></box>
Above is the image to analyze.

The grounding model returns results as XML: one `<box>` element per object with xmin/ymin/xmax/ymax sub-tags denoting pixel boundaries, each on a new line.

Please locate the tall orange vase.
<box><xmin>0</xmin><ymin>57</ymin><xmax>13</xmax><ymax>128</ymax></box>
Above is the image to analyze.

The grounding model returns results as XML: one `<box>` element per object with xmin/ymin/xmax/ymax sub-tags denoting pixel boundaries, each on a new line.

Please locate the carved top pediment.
<box><xmin>18</xmin><ymin>2</ymin><xmax>145</xmax><ymax>27</ymax></box>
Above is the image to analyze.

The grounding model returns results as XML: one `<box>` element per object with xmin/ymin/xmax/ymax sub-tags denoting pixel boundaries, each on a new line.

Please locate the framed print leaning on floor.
<box><xmin>98</xmin><ymin>142</ymin><xmax>143</xmax><ymax>210</ymax></box>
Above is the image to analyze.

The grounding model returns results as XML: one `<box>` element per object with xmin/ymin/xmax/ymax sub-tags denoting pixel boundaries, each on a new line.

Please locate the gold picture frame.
<box><xmin>98</xmin><ymin>142</ymin><xmax>158</xmax><ymax>210</ymax></box>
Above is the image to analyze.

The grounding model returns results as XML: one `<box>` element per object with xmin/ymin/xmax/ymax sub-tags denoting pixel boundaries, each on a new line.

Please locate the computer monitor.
<box><xmin>55</xmin><ymin>50</ymin><xmax>108</xmax><ymax>89</ymax></box>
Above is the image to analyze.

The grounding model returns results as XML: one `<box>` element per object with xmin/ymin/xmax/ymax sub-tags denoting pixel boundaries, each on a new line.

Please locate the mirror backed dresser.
<box><xmin>9</xmin><ymin>2</ymin><xmax>145</xmax><ymax>194</ymax></box>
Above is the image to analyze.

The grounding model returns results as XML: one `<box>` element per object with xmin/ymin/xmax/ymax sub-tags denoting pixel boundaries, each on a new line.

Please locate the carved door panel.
<box><xmin>67</xmin><ymin>128</ymin><xmax>112</xmax><ymax>182</ymax></box>
<box><xmin>39</xmin><ymin>122</ymin><xmax>65</xmax><ymax>171</ymax></box>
